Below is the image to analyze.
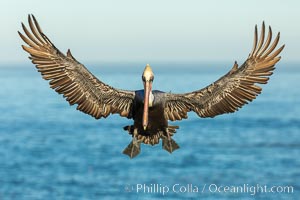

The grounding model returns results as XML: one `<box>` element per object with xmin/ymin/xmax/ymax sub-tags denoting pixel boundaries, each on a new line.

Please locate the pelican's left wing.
<box><xmin>19</xmin><ymin>15</ymin><xmax>135</xmax><ymax>119</ymax></box>
<box><xmin>164</xmin><ymin>22</ymin><xmax>284</xmax><ymax>121</ymax></box>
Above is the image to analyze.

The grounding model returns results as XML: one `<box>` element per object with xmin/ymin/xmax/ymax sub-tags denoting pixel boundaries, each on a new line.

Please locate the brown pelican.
<box><xmin>19</xmin><ymin>15</ymin><xmax>284</xmax><ymax>158</ymax></box>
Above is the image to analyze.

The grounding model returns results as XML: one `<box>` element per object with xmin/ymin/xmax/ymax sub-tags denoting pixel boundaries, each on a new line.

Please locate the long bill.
<box><xmin>143</xmin><ymin>81</ymin><xmax>151</xmax><ymax>130</ymax></box>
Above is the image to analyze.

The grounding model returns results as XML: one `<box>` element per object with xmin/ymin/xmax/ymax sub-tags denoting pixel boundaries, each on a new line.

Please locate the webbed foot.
<box><xmin>123</xmin><ymin>128</ymin><xmax>141</xmax><ymax>158</ymax></box>
<box><xmin>162</xmin><ymin>137</ymin><xmax>180</xmax><ymax>153</ymax></box>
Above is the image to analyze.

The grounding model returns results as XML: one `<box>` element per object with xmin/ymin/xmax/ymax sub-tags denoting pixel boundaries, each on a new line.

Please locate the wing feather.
<box><xmin>164</xmin><ymin>22</ymin><xmax>284</xmax><ymax>120</ymax></box>
<box><xmin>19</xmin><ymin>15</ymin><xmax>135</xmax><ymax>119</ymax></box>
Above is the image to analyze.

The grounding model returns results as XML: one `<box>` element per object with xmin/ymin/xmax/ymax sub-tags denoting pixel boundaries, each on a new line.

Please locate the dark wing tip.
<box><xmin>29</xmin><ymin>14</ymin><xmax>36</xmax><ymax>19</ymax></box>
<box><xmin>250</xmin><ymin>24</ymin><xmax>258</xmax><ymax>57</ymax></box>
<box><xmin>66</xmin><ymin>49</ymin><xmax>78</xmax><ymax>62</ymax></box>
<box><xmin>261</xmin><ymin>21</ymin><xmax>265</xmax><ymax>29</ymax></box>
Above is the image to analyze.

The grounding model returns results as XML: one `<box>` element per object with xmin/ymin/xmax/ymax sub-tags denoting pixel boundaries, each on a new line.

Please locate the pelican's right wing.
<box><xmin>19</xmin><ymin>15</ymin><xmax>135</xmax><ymax>119</ymax></box>
<box><xmin>164</xmin><ymin>22</ymin><xmax>284</xmax><ymax>121</ymax></box>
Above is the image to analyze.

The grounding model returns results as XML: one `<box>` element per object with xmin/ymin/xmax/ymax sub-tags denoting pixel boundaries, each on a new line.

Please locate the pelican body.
<box><xmin>19</xmin><ymin>15</ymin><xmax>284</xmax><ymax>158</ymax></box>
<box><xmin>123</xmin><ymin>68</ymin><xmax>181</xmax><ymax>157</ymax></box>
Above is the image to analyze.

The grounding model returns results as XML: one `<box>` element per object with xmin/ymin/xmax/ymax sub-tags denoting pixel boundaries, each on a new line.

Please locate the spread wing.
<box><xmin>164</xmin><ymin>22</ymin><xmax>285</xmax><ymax>121</ymax></box>
<box><xmin>18</xmin><ymin>15</ymin><xmax>135</xmax><ymax>119</ymax></box>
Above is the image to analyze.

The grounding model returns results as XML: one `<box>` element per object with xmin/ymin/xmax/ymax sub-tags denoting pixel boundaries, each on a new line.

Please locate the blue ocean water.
<box><xmin>0</xmin><ymin>62</ymin><xmax>299</xmax><ymax>200</ymax></box>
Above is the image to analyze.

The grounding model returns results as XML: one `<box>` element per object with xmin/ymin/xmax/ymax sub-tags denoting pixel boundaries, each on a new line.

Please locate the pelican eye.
<box><xmin>142</xmin><ymin>76</ymin><xmax>146</xmax><ymax>81</ymax></box>
<box><xmin>150</xmin><ymin>76</ymin><xmax>154</xmax><ymax>82</ymax></box>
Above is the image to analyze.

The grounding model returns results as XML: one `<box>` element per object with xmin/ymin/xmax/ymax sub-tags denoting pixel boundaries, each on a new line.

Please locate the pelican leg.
<box><xmin>123</xmin><ymin>128</ymin><xmax>142</xmax><ymax>158</ymax></box>
<box><xmin>162</xmin><ymin>128</ymin><xmax>180</xmax><ymax>154</ymax></box>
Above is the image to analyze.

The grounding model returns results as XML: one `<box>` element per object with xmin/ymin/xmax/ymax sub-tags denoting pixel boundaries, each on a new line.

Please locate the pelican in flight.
<box><xmin>19</xmin><ymin>15</ymin><xmax>284</xmax><ymax>158</ymax></box>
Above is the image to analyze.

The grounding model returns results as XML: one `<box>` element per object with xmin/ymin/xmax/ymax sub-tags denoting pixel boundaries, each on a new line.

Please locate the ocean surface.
<box><xmin>0</xmin><ymin>62</ymin><xmax>299</xmax><ymax>200</ymax></box>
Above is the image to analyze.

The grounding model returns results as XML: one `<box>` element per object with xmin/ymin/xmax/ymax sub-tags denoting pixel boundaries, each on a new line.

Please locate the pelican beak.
<box><xmin>143</xmin><ymin>80</ymin><xmax>152</xmax><ymax>130</ymax></box>
<box><xmin>142</xmin><ymin>64</ymin><xmax>154</xmax><ymax>131</ymax></box>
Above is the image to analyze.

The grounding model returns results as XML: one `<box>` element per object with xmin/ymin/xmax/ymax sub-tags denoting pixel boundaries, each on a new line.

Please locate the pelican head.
<box><xmin>142</xmin><ymin>64</ymin><xmax>154</xmax><ymax>130</ymax></box>
<box><xmin>142</xmin><ymin>64</ymin><xmax>154</xmax><ymax>82</ymax></box>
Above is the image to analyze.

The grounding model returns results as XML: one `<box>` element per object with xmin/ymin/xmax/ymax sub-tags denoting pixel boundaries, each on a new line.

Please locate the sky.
<box><xmin>0</xmin><ymin>0</ymin><xmax>299</xmax><ymax>65</ymax></box>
